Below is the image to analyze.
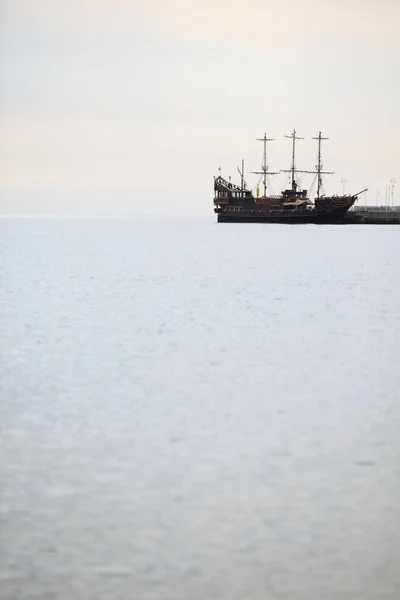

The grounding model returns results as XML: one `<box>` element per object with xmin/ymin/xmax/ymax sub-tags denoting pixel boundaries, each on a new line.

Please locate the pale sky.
<box><xmin>1</xmin><ymin>0</ymin><xmax>399</xmax><ymax>215</ymax></box>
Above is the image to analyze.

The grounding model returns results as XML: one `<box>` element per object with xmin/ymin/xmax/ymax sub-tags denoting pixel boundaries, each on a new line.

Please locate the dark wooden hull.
<box><xmin>217</xmin><ymin>212</ymin><xmax>348</xmax><ymax>224</ymax></box>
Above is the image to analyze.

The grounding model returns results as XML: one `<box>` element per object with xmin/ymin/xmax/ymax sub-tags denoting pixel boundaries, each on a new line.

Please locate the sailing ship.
<box><xmin>213</xmin><ymin>130</ymin><xmax>366</xmax><ymax>224</ymax></box>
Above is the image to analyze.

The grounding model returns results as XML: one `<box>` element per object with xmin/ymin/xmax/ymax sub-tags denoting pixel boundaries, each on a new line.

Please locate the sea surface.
<box><xmin>0</xmin><ymin>217</ymin><xmax>399</xmax><ymax>600</ymax></box>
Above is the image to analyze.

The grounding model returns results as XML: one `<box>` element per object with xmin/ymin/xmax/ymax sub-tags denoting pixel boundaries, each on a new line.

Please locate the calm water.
<box><xmin>1</xmin><ymin>217</ymin><xmax>399</xmax><ymax>600</ymax></box>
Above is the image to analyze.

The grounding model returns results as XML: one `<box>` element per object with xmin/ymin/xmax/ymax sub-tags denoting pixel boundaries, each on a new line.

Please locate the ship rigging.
<box><xmin>213</xmin><ymin>128</ymin><xmax>367</xmax><ymax>224</ymax></box>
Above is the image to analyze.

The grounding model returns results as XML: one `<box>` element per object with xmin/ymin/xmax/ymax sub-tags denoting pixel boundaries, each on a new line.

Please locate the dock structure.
<box><xmin>345</xmin><ymin>207</ymin><xmax>400</xmax><ymax>224</ymax></box>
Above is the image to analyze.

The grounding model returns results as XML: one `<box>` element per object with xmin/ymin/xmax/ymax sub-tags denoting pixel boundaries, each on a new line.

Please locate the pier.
<box><xmin>345</xmin><ymin>206</ymin><xmax>400</xmax><ymax>224</ymax></box>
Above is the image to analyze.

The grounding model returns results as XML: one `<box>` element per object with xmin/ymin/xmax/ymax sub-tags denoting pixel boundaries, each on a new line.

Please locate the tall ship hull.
<box><xmin>213</xmin><ymin>130</ymin><xmax>366</xmax><ymax>224</ymax></box>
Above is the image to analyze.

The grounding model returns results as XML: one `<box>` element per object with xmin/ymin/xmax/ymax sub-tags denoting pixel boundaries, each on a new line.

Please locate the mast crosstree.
<box><xmin>251</xmin><ymin>133</ymin><xmax>279</xmax><ymax>197</ymax></box>
<box><xmin>281</xmin><ymin>128</ymin><xmax>312</xmax><ymax>192</ymax></box>
<box><xmin>312</xmin><ymin>131</ymin><xmax>334</xmax><ymax>198</ymax></box>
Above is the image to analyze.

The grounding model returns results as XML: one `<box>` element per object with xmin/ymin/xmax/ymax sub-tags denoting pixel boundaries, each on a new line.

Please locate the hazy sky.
<box><xmin>1</xmin><ymin>0</ymin><xmax>399</xmax><ymax>215</ymax></box>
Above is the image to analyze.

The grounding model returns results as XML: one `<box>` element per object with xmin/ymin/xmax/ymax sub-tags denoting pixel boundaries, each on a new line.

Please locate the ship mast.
<box><xmin>237</xmin><ymin>159</ymin><xmax>245</xmax><ymax>191</ymax></box>
<box><xmin>283</xmin><ymin>128</ymin><xmax>304</xmax><ymax>192</ymax></box>
<box><xmin>251</xmin><ymin>133</ymin><xmax>278</xmax><ymax>197</ymax></box>
<box><xmin>311</xmin><ymin>131</ymin><xmax>333</xmax><ymax>198</ymax></box>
